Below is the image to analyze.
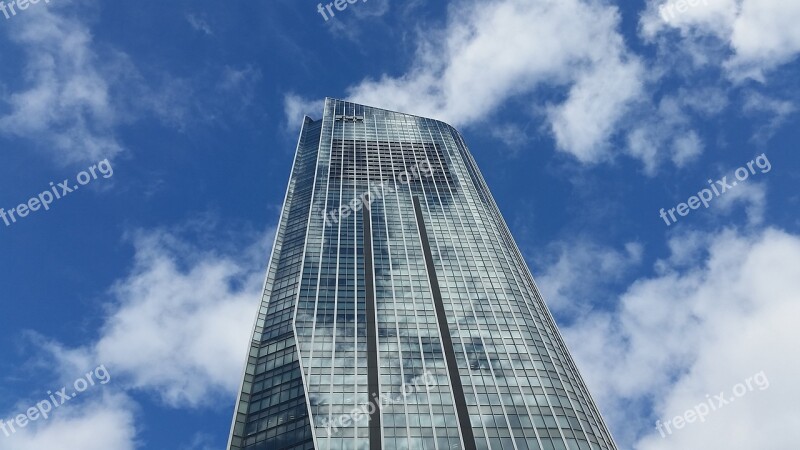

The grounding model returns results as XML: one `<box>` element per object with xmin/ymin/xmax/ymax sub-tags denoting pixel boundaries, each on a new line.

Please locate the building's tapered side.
<box><xmin>229</xmin><ymin>99</ymin><xmax>617</xmax><ymax>450</ymax></box>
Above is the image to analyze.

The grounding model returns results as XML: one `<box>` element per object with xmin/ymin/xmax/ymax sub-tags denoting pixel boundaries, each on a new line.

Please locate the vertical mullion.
<box><xmin>412</xmin><ymin>195</ymin><xmax>478</xmax><ymax>450</ymax></box>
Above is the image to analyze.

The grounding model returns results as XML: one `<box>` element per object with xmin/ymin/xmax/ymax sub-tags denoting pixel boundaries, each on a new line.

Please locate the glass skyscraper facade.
<box><xmin>228</xmin><ymin>98</ymin><xmax>617</xmax><ymax>450</ymax></box>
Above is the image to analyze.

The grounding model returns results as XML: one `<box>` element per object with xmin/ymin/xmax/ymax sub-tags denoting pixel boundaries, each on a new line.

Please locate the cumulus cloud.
<box><xmin>344</xmin><ymin>0</ymin><xmax>644</xmax><ymax>163</ymax></box>
<box><xmin>726</xmin><ymin>0</ymin><xmax>800</xmax><ymax>80</ymax></box>
<box><xmin>289</xmin><ymin>1</ymin><xmax>796</xmax><ymax>173</ymax></box>
<box><xmin>0</xmin><ymin>221</ymin><xmax>273</xmax><ymax>447</ymax></box>
<box><xmin>30</xmin><ymin>223</ymin><xmax>273</xmax><ymax>409</ymax></box>
<box><xmin>546</xmin><ymin>55</ymin><xmax>643</xmax><ymax>163</ymax></box>
<box><xmin>546</xmin><ymin>228</ymin><xmax>800</xmax><ymax>448</ymax></box>
<box><xmin>0</xmin><ymin>395</ymin><xmax>137</xmax><ymax>450</ymax></box>
<box><xmin>641</xmin><ymin>0</ymin><xmax>800</xmax><ymax>81</ymax></box>
<box><xmin>284</xmin><ymin>93</ymin><xmax>325</xmax><ymax>129</ymax></box>
<box><xmin>86</xmin><ymin>226</ymin><xmax>272</xmax><ymax>407</ymax></box>
<box><xmin>0</xmin><ymin>340</ymin><xmax>136</xmax><ymax>450</ymax></box>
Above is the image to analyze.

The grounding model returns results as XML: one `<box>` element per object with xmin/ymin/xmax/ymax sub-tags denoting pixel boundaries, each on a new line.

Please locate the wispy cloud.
<box><xmin>0</xmin><ymin>1</ymin><xmax>125</xmax><ymax>164</ymax></box>
<box><xmin>186</xmin><ymin>13</ymin><xmax>213</xmax><ymax>35</ymax></box>
<box><xmin>742</xmin><ymin>91</ymin><xmax>797</xmax><ymax>143</ymax></box>
<box><xmin>0</xmin><ymin>1</ymin><xmax>263</xmax><ymax>165</ymax></box>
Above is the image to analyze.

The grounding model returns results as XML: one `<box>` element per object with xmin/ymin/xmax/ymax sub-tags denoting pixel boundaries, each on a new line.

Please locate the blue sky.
<box><xmin>0</xmin><ymin>0</ymin><xmax>798</xmax><ymax>448</ymax></box>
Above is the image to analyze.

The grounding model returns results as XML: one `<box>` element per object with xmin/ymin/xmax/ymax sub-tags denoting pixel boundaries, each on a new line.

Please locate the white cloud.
<box><xmin>85</xmin><ymin>226</ymin><xmax>272</xmax><ymax>407</ymax></box>
<box><xmin>654</xmin><ymin>229</ymin><xmax>708</xmax><ymax>272</ymax></box>
<box><xmin>284</xmin><ymin>93</ymin><xmax>325</xmax><ymax>129</ymax></box>
<box><xmin>0</xmin><ymin>2</ymin><xmax>259</xmax><ymax>164</ymax></box>
<box><xmin>714</xmin><ymin>181</ymin><xmax>766</xmax><ymax>226</ymax></box>
<box><xmin>345</xmin><ymin>0</ymin><xmax>643</xmax><ymax>163</ymax></box>
<box><xmin>726</xmin><ymin>0</ymin><xmax>800</xmax><ymax>81</ymax></box>
<box><xmin>537</xmin><ymin>240</ymin><xmax>643</xmax><ymax>316</ymax></box>
<box><xmin>0</xmin><ymin>222</ymin><xmax>273</xmax><ymax>448</ymax></box>
<box><xmin>641</xmin><ymin>0</ymin><xmax>800</xmax><ymax>81</ymax></box>
<box><xmin>624</xmin><ymin>94</ymin><xmax>709</xmax><ymax>175</ymax></box>
<box><xmin>293</xmin><ymin>1</ymin><xmax>799</xmax><ymax>174</ymax></box>
<box><xmin>0</xmin><ymin>1</ymin><xmax>125</xmax><ymax>164</ymax></box>
<box><xmin>0</xmin><ymin>395</ymin><xmax>136</xmax><ymax>450</ymax></box>
<box><xmin>551</xmin><ymin>228</ymin><xmax>800</xmax><ymax>448</ymax></box>
<box><xmin>742</xmin><ymin>91</ymin><xmax>796</xmax><ymax>143</ymax></box>
<box><xmin>0</xmin><ymin>340</ymin><xmax>136</xmax><ymax>450</ymax></box>
<box><xmin>547</xmin><ymin>56</ymin><xmax>644</xmax><ymax>163</ymax></box>
<box><xmin>678</xmin><ymin>87</ymin><xmax>730</xmax><ymax>116</ymax></box>
<box><xmin>671</xmin><ymin>131</ymin><xmax>704</xmax><ymax>167</ymax></box>
<box><xmin>626</xmin><ymin>126</ymin><xmax>662</xmax><ymax>175</ymax></box>
<box><xmin>640</xmin><ymin>0</ymin><xmax>738</xmax><ymax>40</ymax></box>
<box><xmin>31</xmin><ymin>224</ymin><xmax>273</xmax><ymax>408</ymax></box>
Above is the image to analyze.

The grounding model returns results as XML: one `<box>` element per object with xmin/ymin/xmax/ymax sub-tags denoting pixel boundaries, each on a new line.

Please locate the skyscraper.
<box><xmin>228</xmin><ymin>98</ymin><xmax>617</xmax><ymax>450</ymax></box>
